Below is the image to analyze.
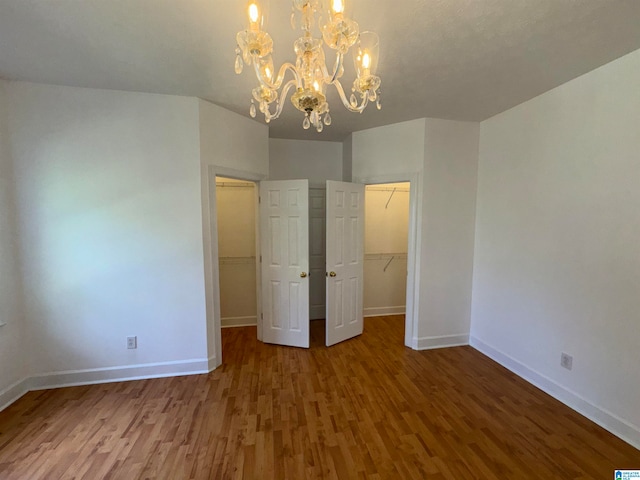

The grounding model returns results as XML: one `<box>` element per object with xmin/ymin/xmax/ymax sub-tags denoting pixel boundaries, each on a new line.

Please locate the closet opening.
<box><xmin>215</xmin><ymin>176</ymin><xmax>259</xmax><ymax>353</ymax></box>
<box><xmin>309</xmin><ymin>186</ymin><xmax>327</xmax><ymax>346</ymax></box>
<box><xmin>364</xmin><ymin>182</ymin><xmax>411</xmax><ymax>341</ymax></box>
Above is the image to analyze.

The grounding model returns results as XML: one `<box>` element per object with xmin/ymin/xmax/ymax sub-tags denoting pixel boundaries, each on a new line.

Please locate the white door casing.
<box><xmin>354</xmin><ymin>172</ymin><xmax>419</xmax><ymax>349</ymax></box>
<box><xmin>259</xmin><ymin>180</ymin><xmax>310</xmax><ymax>348</ymax></box>
<box><xmin>325</xmin><ymin>181</ymin><xmax>365</xmax><ymax>346</ymax></box>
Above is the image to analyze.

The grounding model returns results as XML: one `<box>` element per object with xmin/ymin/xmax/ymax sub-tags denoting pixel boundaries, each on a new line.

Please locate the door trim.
<box><xmin>354</xmin><ymin>172</ymin><xmax>421</xmax><ymax>349</ymax></box>
<box><xmin>201</xmin><ymin>164</ymin><xmax>265</xmax><ymax>369</ymax></box>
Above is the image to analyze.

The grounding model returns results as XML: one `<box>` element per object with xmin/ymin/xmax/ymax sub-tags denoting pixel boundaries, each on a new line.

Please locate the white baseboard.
<box><xmin>221</xmin><ymin>316</ymin><xmax>257</xmax><ymax>328</ymax></box>
<box><xmin>470</xmin><ymin>336</ymin><xmax>640</xmax><ymax>450</ymax></box>
<box><xmin>310</xmin><ymin>305</ymin><xmax>325</xmax><ymax>320</ymax></box>
<box><xmin>207</xmin><ymin>355</ymin><xmax>219</xmax><ymax>372</ymax></box>
<box><xmin>29</xmin><ymin>357</ymin><xmax>212</xmax><ymax>391</ymax></box>
<box><xmin>412</xmin><ymin>333</ymin><xmax>469</xmax><ymax>350</ymax></box>
<box><xmin>364</xmin><ymin>306</ymin><xmax>406</xmax><ymax>317</ymax></box>
<box><xmin>0</xmin><ymin>357</ymin><xmax>218</xmax><ymax>413</ymax></box>
<box><xmin>0</xmin><ymin>378</ymin><xmax>29</xmax><ymax>412</ymax></box>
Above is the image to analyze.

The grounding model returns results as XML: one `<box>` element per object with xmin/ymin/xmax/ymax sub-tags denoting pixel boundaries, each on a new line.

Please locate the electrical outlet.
<box><xmin>560</xmin><ymin>352</ymin><xmax>573</xmax><ymax>370</ymax></box>
<box><xmin>127</xmin><ymin>336</ymin><xmax>137</xmax><ymax>349</ymax></box>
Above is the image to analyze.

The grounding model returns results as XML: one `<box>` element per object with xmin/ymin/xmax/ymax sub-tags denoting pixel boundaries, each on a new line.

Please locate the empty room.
<box><xmin>0</xmin><ymin>1</ymin><xmax>639</xmax><ymax>478</ymax></box>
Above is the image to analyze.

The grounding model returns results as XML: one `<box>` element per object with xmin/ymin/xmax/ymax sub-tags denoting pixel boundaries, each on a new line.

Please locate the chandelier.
<box><xmin>234</xmin><ymin>0</ymin><xmax>382</xmax><ymax>132</ymax></box>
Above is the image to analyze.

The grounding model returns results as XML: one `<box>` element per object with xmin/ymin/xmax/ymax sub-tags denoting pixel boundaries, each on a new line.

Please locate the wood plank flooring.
<box><xmin>0</xmin><ymin>315</ymin><xmax>638</xmax><ymax>479</ymax></box>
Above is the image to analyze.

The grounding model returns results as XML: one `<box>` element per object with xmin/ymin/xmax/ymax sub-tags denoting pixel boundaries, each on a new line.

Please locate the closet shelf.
<box><xmin>364</xmin><ymin>253</ymin><xmax>408</xmax><ymax>261</ymax></box>
<box><xmin>216</xmin><ymin>182</ymin><xmax>255</xmax><ymax>188</ymax></box>
<box><xmin>219</xmin><ymin>256</ymin><xmax>256</xmax><ymax>265</ymax></box>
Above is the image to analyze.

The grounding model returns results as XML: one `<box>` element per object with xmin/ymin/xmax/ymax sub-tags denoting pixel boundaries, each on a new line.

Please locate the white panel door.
<box><xmin>260</xmin><ymin>180</ymin><xmax>310</xmax><ymax>348</ymax></box>
<box><xmin>326</xmin><ymin>181</ymin><xmax>365</xmax><ymax>346</ymax></box>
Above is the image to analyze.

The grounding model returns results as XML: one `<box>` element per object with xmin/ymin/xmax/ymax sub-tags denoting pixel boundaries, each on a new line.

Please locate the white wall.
<box><xmin>352</xmin><ymin>119</ymin><xmax>425</xmax><ymax>178</ymax></box>
<box><xmin>342</xmin><ymin>134</ymin><xmax>352</xmax><ymax>182</ymax></box>
<box><xmin>352</xmin><ymin>120</ymin><xmax>424</xmax><ymax>346</ymax></box>
<box><xmin>419</xmin><ymin>119</ymin><xmax>479</xmax><ymax>346</ymax></box>
<box><xmin>352</xmin><ymin>118</ymin><xmax>479</xmax><ymax>350</ymax></box>
<box><xmin>198</xmin><ymin>99</ymin><xmax>268</xmax><ymax>363</ymax></box>
<box><xmin>0</xmin><ymin>80</ymin><xmax>26</xmax><ymax>407</ymax></box>
<box><xmin>471</xmin><ymin>48</ymin><xmax>640</xmax><ymax>447</ymax></box>
<box><xmin>7</xmin><ymin>82</ymin><xmax>209</xmax><ymax>384</ymax></box>
<box><xmin>269</xmin><ymin>138</ymin><xmax>342</xmax><ymax>185</ymax></box>
<box><xmin>199</xmin><ymin>100</ymin><xmax>268</xmax><ymax>175</ymax></box>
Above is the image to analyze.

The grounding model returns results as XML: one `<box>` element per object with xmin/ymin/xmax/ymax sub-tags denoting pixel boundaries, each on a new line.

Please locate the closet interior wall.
<box><xmin>364</xmin><ymin>183</ymin><xmax>410</xmax><ymax>317</ymax></box>
<box><xmin>216</xmin><ymin>177</ymin><xmax>257</xmax><ymax>327</ymax></box>
<box><xmin>309</xmin><ymin>187</ymin><xmax>327</xmax><ymax>320</ymax></box>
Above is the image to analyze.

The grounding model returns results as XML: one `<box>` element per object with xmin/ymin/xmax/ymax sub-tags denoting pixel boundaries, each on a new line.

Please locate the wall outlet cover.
<box><xmin>560</xmin><ymin>352</ymin><xmax>573</xmax><ymax>370</ymax></box>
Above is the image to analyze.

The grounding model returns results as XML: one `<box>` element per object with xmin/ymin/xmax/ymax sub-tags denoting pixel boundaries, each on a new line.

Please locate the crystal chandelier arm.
<box><xmin>322</xmin><ymin>52</ymin><xmax>344</xmax><ymax>84</ymax></box>
<box><xmin>252</xmin><ymin>59</ymin><xmax>302</xmax><ymax>91</ymax></box>
<box><xmin>331</xmin><ymin>80</ymin><xmax>370</xmax><ymax>113</ymax></box>
<box><xmin>263</xmin><ymin>79</ymin><xmax>298</xmax><ymax>122</ymax></box>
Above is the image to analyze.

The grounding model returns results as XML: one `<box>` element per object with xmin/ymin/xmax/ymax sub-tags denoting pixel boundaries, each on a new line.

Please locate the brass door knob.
<box><xmin>329</xmin><ymin>271</ymin><xmax>337</xmax><ymax>277</ymax></box>
<box><xmin>300</xmin><ymin>272</ymin><xmax>308</xmax><ymax>278</ymax></box>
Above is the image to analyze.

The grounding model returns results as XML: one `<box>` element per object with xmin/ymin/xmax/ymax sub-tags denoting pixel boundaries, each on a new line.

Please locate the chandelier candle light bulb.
<box><xmin>248</xmin><ymin>3</ymin><xmax>260</xmax><ymax>31</ymax></box>
<box><xmin>234</xmin><ymin>0</ymin><xmax>382</xmax><ymax>132</ymax></box>
<box><xmin>332</xmin><ymin>0</ymin><xmax>345</xmax><ymax>16</ymax></box>
<box><xmin>361</xmin><ymin>51</ymin><xmax>371</xmax><ymax>76</ymax></box>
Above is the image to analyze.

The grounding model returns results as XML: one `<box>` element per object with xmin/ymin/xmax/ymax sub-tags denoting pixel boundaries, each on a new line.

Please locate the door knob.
<box><xmin>300</xmin><ymin>272</ymin><xmax>308</xmax><ymax>278</ymax></box>
<box><xmin>329</xmin><ymin>271</ymin><xmax>337</xmax><ymax>277</ymax></box>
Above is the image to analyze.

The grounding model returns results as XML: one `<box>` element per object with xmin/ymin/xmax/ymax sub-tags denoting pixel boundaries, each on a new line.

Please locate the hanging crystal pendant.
<box><xmin>234</xmin><ymin>47</ymin><xmax>243</xmax><ymax>74</ymax></box>
<box><xmin>249</xmin><ymin>100</ymin><xmax>256</xmax><ymax>118</ymax></box>
<box><xmin>376</xmin><ymin>93</ymin><xmax>382</xmax><ymax>110</ymax></box>
<box><xmin>303</xmin><ymin>114</ymin><xmax>310</xmax><ymax>130</ymax></box>
<box><xmin>350</xmin><ymin>94</ymin><xmax>358</xmax><ymax>108</ymax></box>
<box><xmin>317</xmin><ymin>121</ymin><xmax>324</xmax><ymax>133</ymax></box>
<box><xmin>324</xmin><ymin>112</ymin><xmax>332</xmax><ymax>126</ymax></box>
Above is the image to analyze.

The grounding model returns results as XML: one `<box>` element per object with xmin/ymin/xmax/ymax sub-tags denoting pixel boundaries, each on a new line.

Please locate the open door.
<box><xmin>259</xmin><ymin>180</ymin><xmax>310</xmax><ymax>348</ymax></box>
<box><xmin>326</xmin><ymin>180</ymin><xmax>365</xmax><ymax>346</ymax></box>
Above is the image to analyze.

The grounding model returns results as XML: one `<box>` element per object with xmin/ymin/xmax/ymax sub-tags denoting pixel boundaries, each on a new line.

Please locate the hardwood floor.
<box><xmin>0</xmin><ymin>316</ymin><xmax>637</xmax><ymax>479</ymax></box>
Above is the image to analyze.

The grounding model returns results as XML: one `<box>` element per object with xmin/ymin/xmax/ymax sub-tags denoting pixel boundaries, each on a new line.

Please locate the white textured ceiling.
<box><xmin>1</xmin><ymin>1</ymin><xmax>640</xmax><ymax>141</ymax></box>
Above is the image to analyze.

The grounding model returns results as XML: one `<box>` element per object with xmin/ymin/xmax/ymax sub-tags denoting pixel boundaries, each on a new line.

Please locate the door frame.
<box><xmin>201</xmin><ymin>164</ymin><xmax>265</xmax><ymax>370</ymax></box>
<box><xmin>204</xmin><ymin>167</ymin><xmax>421</xmax><ymax>364</ymax></box>
<box><xmin>354</xmin><ymin>172</ymin><xmax>421</xmax><ymax>349</ymax></box>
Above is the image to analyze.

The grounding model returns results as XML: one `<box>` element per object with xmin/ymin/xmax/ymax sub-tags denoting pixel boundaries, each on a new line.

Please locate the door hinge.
<box><xmin>261</xmin><ymin>313</ymin><xmax>263</xmax><ymax>320</ymax></box>
<box><xmin>260</xmin><ymin>255</ymin><xmax>262</xmax><ymax>263</ymax></box>
<box><xmin>258</xmin><ymin>196</ymin><xmax>261</xmax><ymax>204</ymax></box>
